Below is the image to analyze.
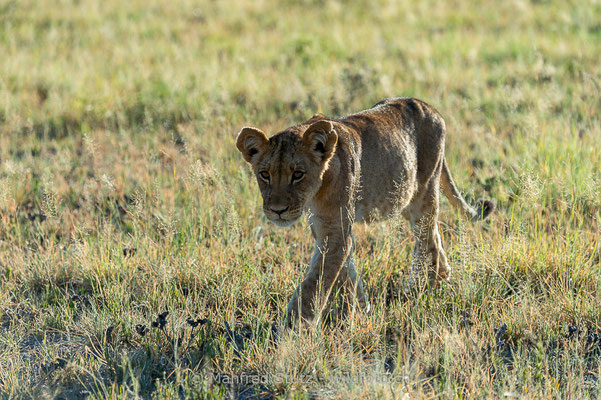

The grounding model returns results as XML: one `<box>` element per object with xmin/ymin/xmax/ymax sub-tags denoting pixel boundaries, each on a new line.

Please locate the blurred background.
<box><xmin>2</xmin><ymin>0</ymin><xmax>599</xmax><ymax>139</ymax></box>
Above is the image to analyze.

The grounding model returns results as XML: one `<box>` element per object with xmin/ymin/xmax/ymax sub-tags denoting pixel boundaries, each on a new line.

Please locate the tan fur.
<box><xmin>236</xmin><ymin>97</ymin><xmax>494</xmax><ymax>327</ymax></box>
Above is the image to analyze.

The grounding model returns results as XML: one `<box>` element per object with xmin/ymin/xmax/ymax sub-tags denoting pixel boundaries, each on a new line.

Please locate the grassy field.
<box><xmin>1</xmin><ymin>0</ymin><xmax>600</xmax><ymax>398</ymax></box>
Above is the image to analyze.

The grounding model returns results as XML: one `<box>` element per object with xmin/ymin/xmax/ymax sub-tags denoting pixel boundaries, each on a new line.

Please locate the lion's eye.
<box><xmin>259</xmin><ymin>171</ymin><xmax>270</xmax><ymax>182</ymax></box>
<box><xmin>291</xmin><ymin>171</ymin><xmax>305</xmax><ymax>183</ymax></box>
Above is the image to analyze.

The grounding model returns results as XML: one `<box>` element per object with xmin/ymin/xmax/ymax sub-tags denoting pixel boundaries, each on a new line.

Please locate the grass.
<box><xmin>0</xmin><ymin>0</ymin><xmax>600</xmax><ymax>398</ymax></box>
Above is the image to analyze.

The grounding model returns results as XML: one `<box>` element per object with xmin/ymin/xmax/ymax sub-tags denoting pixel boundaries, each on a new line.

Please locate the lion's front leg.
<box><xmin>345</xmin><ymin>252</ymin><xmax>369</xmax><ymax>313</ymax></box>
<box><xmin>286</xmin><ymin>221</ymin><xmax>368</xmax><ymax>327</ymax></box>
<box><xmin>286</xmin><ymin>245</ymin><xmax>326</xmax><ymax>326</ymax></box>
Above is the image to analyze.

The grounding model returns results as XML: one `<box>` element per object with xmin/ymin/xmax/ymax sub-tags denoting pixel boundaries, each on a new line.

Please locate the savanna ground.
<box><xmin>1</xmin><ymin>0</ymin><xmax>600</xmax><ymax>398</ymax></box>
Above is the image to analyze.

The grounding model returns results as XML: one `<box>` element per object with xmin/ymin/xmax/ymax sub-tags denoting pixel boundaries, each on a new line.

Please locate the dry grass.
<box><xmin>1</xmin><ymin>0</ymin><xmax>600</xmax><ymax>398</ymax></box>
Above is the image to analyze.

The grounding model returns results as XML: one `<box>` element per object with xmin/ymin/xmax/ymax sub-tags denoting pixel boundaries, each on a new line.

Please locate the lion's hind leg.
<box><xmin>405</xmin><ymin>167</ymin><xmax>451</xmax><ymax>290</ymax></box>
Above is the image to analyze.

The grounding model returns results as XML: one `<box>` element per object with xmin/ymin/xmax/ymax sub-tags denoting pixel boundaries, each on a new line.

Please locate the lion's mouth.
<box><xmin>269</xmin><ymin>217</ymin><xmax>298</xmax><ymax>227</ymax></box>
<box><xmin>264</xmin><ymin>210</ymin><xmax>301</xmax><ymax>227</ymax></box>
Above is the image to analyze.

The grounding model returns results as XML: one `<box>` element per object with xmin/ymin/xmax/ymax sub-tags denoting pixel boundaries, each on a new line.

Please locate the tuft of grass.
<box><xmin>1</xmin><ymin>0</ymin><xmax>600</xmax><ymax>398</ymax></box>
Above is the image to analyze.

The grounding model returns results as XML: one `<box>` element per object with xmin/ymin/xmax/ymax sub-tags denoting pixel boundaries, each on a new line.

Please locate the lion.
<box><xmin>236</xmin><ymin>97</ymin><xmax>494</xmax><ymax>327</ymax></box>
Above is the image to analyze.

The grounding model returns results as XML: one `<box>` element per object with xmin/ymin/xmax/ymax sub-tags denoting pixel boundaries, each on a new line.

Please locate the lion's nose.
<box><xmin>269</xmin><ymin>205</ymin><xmax>289</xmax><ymax>215</ymax></box>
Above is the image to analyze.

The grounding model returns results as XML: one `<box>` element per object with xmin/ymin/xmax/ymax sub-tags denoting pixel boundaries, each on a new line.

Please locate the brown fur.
<box><xmin>236</xmin><ymin>97</ymin><xmax>494</xmax><ymax>327</ymax></box>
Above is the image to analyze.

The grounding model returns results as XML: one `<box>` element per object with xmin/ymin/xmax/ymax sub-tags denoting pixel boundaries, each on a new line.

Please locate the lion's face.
<box><xmin>236</xmin><ymin>120</ymin><xmax>338</xmax><ymax>227</ymax></box>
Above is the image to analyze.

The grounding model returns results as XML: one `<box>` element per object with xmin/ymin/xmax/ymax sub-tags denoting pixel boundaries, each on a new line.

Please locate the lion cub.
<box><xmin>236</xmin><ymin>98</ymin><xmax>494</xmax><ymax>326</ymax></box>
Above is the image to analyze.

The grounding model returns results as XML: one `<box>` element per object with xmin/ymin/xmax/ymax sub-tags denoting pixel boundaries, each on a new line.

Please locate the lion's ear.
<box><xmin>236</xmin><ymin>127</ymin><xmax>269</xmax><ymax>163</ymax></box>
<box><xmin>302</xmin><ymin>120</ymin><xmax>337</xmax><ymax>163</ymax></box>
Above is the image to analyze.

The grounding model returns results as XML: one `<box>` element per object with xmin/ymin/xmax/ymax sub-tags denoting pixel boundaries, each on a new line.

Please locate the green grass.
<box><xmin>1</xmin><ymin>0</ymin><xmax>600</xmax><ymax>398</ymax></box>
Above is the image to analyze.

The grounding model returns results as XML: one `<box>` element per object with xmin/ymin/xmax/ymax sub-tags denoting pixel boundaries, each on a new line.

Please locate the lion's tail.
<box><xmin>441</xmin><ymin>158</ymin><xmax>495</xmax><ymax>221</ymax></box>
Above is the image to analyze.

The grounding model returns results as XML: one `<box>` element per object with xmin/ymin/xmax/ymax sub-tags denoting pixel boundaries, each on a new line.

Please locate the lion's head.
<box><xmin>236</xmin><ymin>120</ymin><xmax>338</xmax><ymax>227</ymax></box>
